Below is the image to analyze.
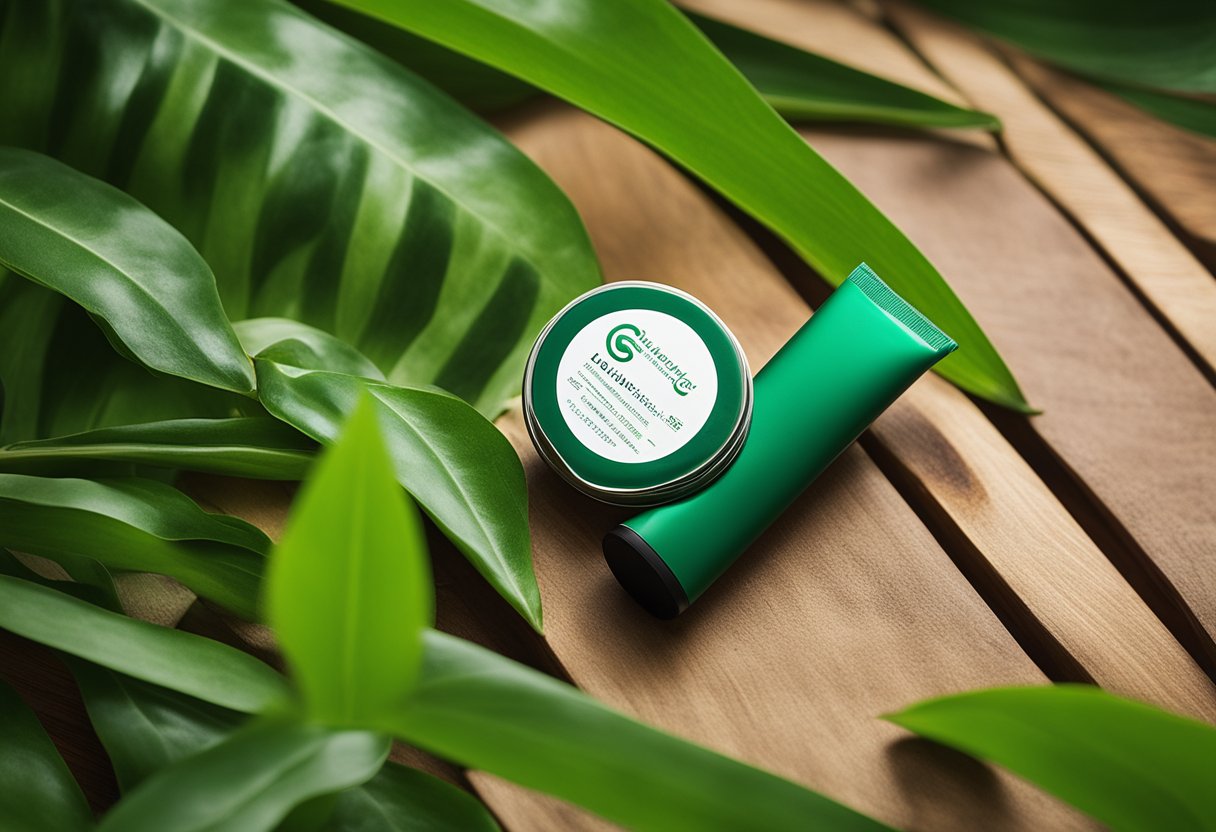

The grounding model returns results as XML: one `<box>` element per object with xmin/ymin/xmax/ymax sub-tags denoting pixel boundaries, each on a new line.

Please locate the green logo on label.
<box><xmin>605</xmin><ymin>323</ymin><xmax>696</xmax><ymax>397</ymax></box>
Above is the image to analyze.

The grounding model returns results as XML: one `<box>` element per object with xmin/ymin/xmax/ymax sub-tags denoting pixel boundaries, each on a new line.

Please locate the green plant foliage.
<box><xmin>96</xmin><ymin>717</ymin><xmax>390</xmax><ymax>832</ymax></box>
<box><xmin>0</xmin><ymin>573</ymin><xmax>288</xmax><ymax>712</ymax></box>
<box><xmin>0</xmin><ymin>148</ymin><xmax>254</xmax><ymax>396</ymax></box>
<box><xmin>688</xmin><ymin>11</ymin><xmax>999</xmax><ymax>129</ymax></box>
<box><xmin>255</xmin><ymin>359</ymin><xmax>539</xmax><ymax>631</ymax></box>
<box><xmin>0</xmin><ymin>680</ymin><xmax>92</xmax><ymax>832</ymax></box>
<box><xmin>329</xmin><ymin>762</ymin><xmax>504</xmax><ymax>832</ymax></box>
<box><xmin>886</xmin><ymin>685</ymin><xmax>1216</xmax><ymax>832</ymax></box>
<box><xmin>268</xmin><ymin>397</ymin><xmax>432</xmax><ymax>725</ymax></box>
<box><xmin>388</xmin><ymin>631</ymin><xmax>891</xmax><ymax>832</ymax></box>
<box><xmin>321</xmin><ymin>0</ymin><xmax>1031</xmax><ymax>411</ymax></box>
<box><xmin>0</xmin><ymin>474</ymin><xmax>269</xmax><ymax>617</ymax></box>
<box><xmin>0</xmin><ymin>417</ymin><xmax>315</xmax><ymax>479</ymax></box>
<box><xmin>0</xmin><ymin>0</ymin><xmax>601</xmax><ymax>418</ymax></box>
<box><xmin>1101</xmin><ymin>81</ymin><xmax>1216</xmax><ymax>139</ymax></box>
<box><xmin>0</xmin><ymin>277</ymin><xmax>62</xmax><ymax>442</ymax></box>
<box><xmin>913</xmin><ymin>0</ymin><xmax>1216</xmax><ymax>95</ymax></box>
<box><xmin>235</xmin><ymin>319</ymin><xmax>386</xmax><ymax>380</ymax></box>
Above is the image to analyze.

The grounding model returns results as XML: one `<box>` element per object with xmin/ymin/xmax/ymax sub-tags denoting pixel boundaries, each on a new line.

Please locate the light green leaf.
<box><xmin>388</xmin><ymin>631</ymin><xmax>891</xmax><ymax>832</ymax></box>
<box><xmin>914</xmin><ymin>0</ymin><xmax>1216</xmax><ymax>95</ymax></box>
<box><xmin>0</xmin><ymin>417</ymin><xmax>315</xmax><ymax>479</ymax></box>
<box><xmin>256</xmin><ymin>359</ymin><xmax>539</xmax><ymax>631</ymax></box>
<box><xmin>0</xmin><ymin>679</ymin><xmax>92</xmax><ymax>832</ymax></box>
<box><xmin>96</xmin><ymin>717</ymin><xmax>389</xmax><ymax>832</ymax></box>
<box><xmin>0</xmin><ymin>474</ymin><xmax>269</xmax><ymax>618</ymax></box>
<box><xmin>0</xmin><ymin>0</ymin><xmax>600</xmax><ymax>417</ymax></box>
<box><xmin>886</xmin><ymin>684</ymin><xmax>1216</xmax><ymax>832</ymax></box>
<box><xmin>320</xmin><ymin>0</ymin><xmax>1030</xmax><ymax>410</ymax></box>
<box><xmin>0</xmin><ymin>147</ymin><xmax>254</xmax><ymax>395</ymax></box>
<box><xmin>0</xmin><ymin>574</ymin><xmax>287</xmax><ymax>713</ymax></box>
<box><xmin>235</xmin><ymin>319</ymin><xmax>385</xmax><ymax>380</ymax></box>
<box><xmin>268</xmin><ymin>397</ymin><xmax>432</xmax><ymax>726</ymax></box>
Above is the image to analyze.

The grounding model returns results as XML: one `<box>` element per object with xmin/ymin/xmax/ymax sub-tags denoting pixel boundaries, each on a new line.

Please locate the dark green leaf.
<box><xmin>235</xmin><ymin>319</ymin><xmax>385</xmax><ymax>380</ymax></box>
<box><xmin>387</xmin><ymin>631</ymin><xmax>890</xmax><ymax>832</ymax></box>
<box><xmin>0</xmin><ymin>679</ymin><xmax>92</xmax><ymax>832</ymax></box>
<box><xmin>0</xmin><ymin>148</ymin><xmax>254</xmax><ymax>395</ymax></box>
<box><xmin>886</xmin><ymin>684</ymin><xmax>1216</xmax><ymax>832</ymax></box>
<box><xmin>330</xmin><ymin>761</ymin><xmax>502</xmax><ymax>832</ymax></box>
<box><xmin>689</xmin><ymin>11</ymin><xmax>999</xmax><ymax>129</ymax></box>
<box><xmin>0</xmin><ymin>0</ymin><xmax>600</xmax><ymax>417</ymax></box>
<box><xmin>256</xmin><ymin>360</ymin><xmax>539</xmax><ymax>631</ymax></box>
<box><xmin>0</xmin><ymin>474</ymin><xmax>269</xmax><ymax>618</ymax></box>
<box><xmin>0</xmin><ymin>418</ymin><xmax>315</xmax><ymax>479</ymax></box>
<box><xmin>0</xmin><ymin>277</ymin><xmax>62</xmax><ymax>443</ymax></box>
<box><xmin>268</xmin><ymin>397</ymin><xmax>432</xmax><ymax>726</ymax></box>
<box><xmin>914</xmin><ymin>0</ymin><xmax>1216</xmax><ymax>95</ymax></box>
<box><xmin>1101</xmin><ymin>81</ymin><xmax>1216</xmax><ymax>139</ymax></box>
<box><xmin>0</xmin><ymin>574</ymin><xmax>288</xmax><ymax>712</ymax></box>
<box><xmin>96</xmin><ymin>717</ymin><xmax>389</xmax><ymax>832</ymax></box>
<box><xmin>320</xmin><ymin>0</ymin><xmax>1030</xmax><ymax>410</ymax></box>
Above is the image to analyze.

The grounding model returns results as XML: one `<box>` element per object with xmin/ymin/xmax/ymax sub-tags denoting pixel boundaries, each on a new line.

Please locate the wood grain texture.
<box><xmin>881</xmin><ymin>3</ymin><xmax>1216</xmax><ymax>379</ymax></box>
<box><xmin>1009</xmin><ymin>56</ymin><xmax>1216</xmax><ymax>266</ymax></box>
<box><xmin>479</xmin><ymin>102</ymin><xmax>1089</xmax><ymax>831</ymax></box>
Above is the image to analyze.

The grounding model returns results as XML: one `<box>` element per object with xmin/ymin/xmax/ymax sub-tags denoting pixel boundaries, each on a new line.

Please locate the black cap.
<box><xmin>602</xmin><ymin>525</ymin><xmax>690</xmax><ymax>619</ymax></box>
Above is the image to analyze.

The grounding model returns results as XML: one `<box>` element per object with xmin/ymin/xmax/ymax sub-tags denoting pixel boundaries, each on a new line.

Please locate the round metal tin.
<box><xmin>523</xmin><ymin>282</ymin><xmax>752</xmax><ymax>506</ymax></box>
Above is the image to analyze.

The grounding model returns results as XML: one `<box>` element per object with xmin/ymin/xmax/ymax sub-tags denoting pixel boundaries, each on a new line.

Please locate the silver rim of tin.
<box><xmin>522</xmin><ymin>281</ymin><xmax>753</xmax><ymax>506</ymax></box>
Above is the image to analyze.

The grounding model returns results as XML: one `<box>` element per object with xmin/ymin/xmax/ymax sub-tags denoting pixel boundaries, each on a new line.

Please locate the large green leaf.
<box><xmin>330</xmin><ymin>762</ymin><xmax>502</xmax><ymax>832</ymax></box>
<box><xmin>268</xmin><ymin>398</ymin><xmax>432</xmax><ymax>725</ymax></box>
<box><xmin>0</xmin><ymin>148</ymin><xmax>254</xmax><ymax>395</ymax></box>
<box><xmin>0</xmin><ymin>680</ymin><xmax>92</xmax><ymax>832</ymax></box>
<box><xmin>0</xmin><ymin>474</ymin><xmax>269</xmax><ymax>617</ymax></box>
<box><xmin>0</xmin><ymin>574</ymin><xmax>287</xmax><ymax>713</ymax></box>
<box><xmin>0</xmin><ymin>417</ymin><xmax>314</xmax><ymax>479</ymax></box>
<box><xmin>886</xmin><ymin>685</ymin><xmax>1216</xmax><ymax>832</ymax></box>
<box><xmin>96</xmin><ymin>717</ymin><xmax>389</xmax><ymax>832</ymax></box>
<box><xmin>913</xmin><ymin>0</ymin><xmax>1216</xmax><ymax>95</ymax></box>
<box><xmin>235</xmin><ymin>318</ymin><xmax>385</xmax><ymax>380</ymax></box>
<box><xmin>389</xmin><ymin>631</ymin><xmax>890</xmax><ymax>832</ymax></box>
<box><xmin>321</xmin><ymin>0</ymin><xmax>1030</xmax><ymax>410</ymax></box>
<box><xmin>0</xmin><ymin>0</ymin><xmax>600</xmax><ymax>417</ymax></box>
<box><xmin>256</xmin><ymin>359</ymin><xmax>539</xmax><ymax>631</ymax></box>
<box><xmin>0</xmin><ymin>277</ymin><xmax>62</xmax><ymax>443</ymax></box>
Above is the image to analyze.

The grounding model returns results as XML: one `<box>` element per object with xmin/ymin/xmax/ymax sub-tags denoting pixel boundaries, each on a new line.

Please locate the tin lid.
<box><xmin>523</xmin><ymin>282</ymin><xmax>751</xmax><ymax>505</ymax></box>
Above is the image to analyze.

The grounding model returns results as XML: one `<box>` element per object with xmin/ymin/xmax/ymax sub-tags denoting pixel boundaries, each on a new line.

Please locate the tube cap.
<box><xmin>603</xmin><ymin>525</ymin><xmax>689</xmax><ymax>619</ymax></box>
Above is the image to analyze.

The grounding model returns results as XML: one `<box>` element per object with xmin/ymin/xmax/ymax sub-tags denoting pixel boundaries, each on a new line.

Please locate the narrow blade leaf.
<box><xmin>0</xmin><ymin>148</ymin><xmax>254</xmax><ymax>395</ymax></box>
<box><xmin>321</xmin><ymin>0</ymin><xmax>1030</xmax><ymax>410</ymax></box>
<box><xmin>387</xmin><ymin>631</ymin><xmax>891</xmax><ymax>832</ymax></box>
<box><xmin>0</xmin><ymin>680</ymin><xmax>92</xmax><ymax>832</ymax></box>
<box><xmin>886</xmin><ymin>685</ymin><xmax>1216</xmax><ymax>832</ymax></box>
<box><xmin>96</xmin><ymin>717</ymin><xmax>389</xmax><ymax>832</ymax></box>
<box><xmin>268</xmin><ymin>397</ymin><xmax>432</xmax><ymax>726</ymax></box>
<box><xmin>0</xmin><ymin>574</ymin><xmax>287</xmax><ymax>712</ymax></box>
<box><xmin>256</xmin><ymin>360</ymin><xmax>539</xmax><ymax>631</ymax></box>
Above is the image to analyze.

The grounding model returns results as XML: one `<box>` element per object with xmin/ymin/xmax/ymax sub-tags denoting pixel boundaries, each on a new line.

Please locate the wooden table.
<box><xmin>5</xmin><ymin>1</ymin><xmax>1214</xmax><ymax>829</ymax></box>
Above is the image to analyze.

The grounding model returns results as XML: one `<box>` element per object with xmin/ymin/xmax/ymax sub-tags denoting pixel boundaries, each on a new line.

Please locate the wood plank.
<box><xmin>1009</xmin><ymin>56</ymin><xmax>1216</xmax><ymax>268</ymax></box>
<box><xmin>481</xmin><ymin>102</ymin><xmax>1090</xmax><ymax>831</ymax></box>
<box><xmin>881</xmin><ymin>2</ymin><xmax>1216</xmax><ymax>380</ymax></box>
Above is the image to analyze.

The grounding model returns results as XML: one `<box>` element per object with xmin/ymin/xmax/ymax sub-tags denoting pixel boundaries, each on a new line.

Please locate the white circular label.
<box><xmin>555</xmin><ymin>309</ymin><xmax>718</xmax><ymax>464</ymax></box>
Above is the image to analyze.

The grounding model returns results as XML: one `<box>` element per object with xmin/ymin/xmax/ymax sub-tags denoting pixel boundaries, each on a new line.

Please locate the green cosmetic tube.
<box><xmin>603</xmin><ymin>264</ymin><xmax>958</xmax><ymax>618</ymax></box>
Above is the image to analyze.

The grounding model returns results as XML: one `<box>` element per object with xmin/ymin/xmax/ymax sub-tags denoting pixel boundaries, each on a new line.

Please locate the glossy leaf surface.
<box><xmin>268</xmin><ymin>398</ymin><xmax>432</xmax><ymax>725</ymax></box>
<box><xmin>0</xmin><ymin>148</ymin><xmax>254</xmax><ymax>395</ymax></box>
<box><xmin>887</xmin><ymin>685</ymin><xmax>1216</xmax><ymax>832</ymax></box>
<box><xmin>0</xmin><ymin>574</ymin><xmax>288</xmax><ymax>712</ymax></box>
<box><xmin>0</xmin><ymin>680</ymin><xmax>92</xmax><ymax>832</ymax></box>
<box><xmin>322</xmin><ymin>0</ymin><xmax>1030</xmax><ymax>410</ymax></box>
<box><xmin>0</xmin><ymin>474</ymin><xmax>269</xmax><ymax>617</ymax></box>
<box><xmin>0</xmin><ymin>417</ymin><xmax>315</xmax><ymax>479</ymax></box>
<box><xmin>256</xmin><ymin>359</ymin><xmax>539</xmax><ymax>631</ymax></box>
<box><xmin>97</xmin><ymin>717</ymin><xmax>389</xmax><ymax>832</ymax></box>
<box><xmin>0</xmin><ymin>0</ymin><xmax>600</xmax><ymax>417</ymax></box>
<box><xmin>389</xmin><ymin>631</ymin><xmax>891</xmax><ymax>832</ymax></box>
<box><xmin>330</xmin><ymin>762</ymin><xmax>503</xmax><ymax>832</ymax></box>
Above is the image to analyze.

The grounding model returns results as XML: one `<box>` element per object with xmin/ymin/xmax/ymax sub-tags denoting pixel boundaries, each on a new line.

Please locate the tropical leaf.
<box><xmin>0</xmin><ymin>680</ymin><xmax>92</xmax><ymax>832</ymax></box>
<box><xmin>268</xmin><ymin>397</ymin><xmax>432</xmax><ymax>725</ymax></box>
<box><xmin>0</xmin><ymin>474</ymin><xmax>269</xmax><ymax>617</ymax></box>
<box><xmin>255</xmin><ymin>358</ymin><xmax>539</xmax><ymax>631</ymax></box>
<box><xmin>886</xmin><ymin>685</ymin><xmax>1216</xmax><ymax>832</ymax></box>
<box><xmin>0</xmin><ymin>573</ymin><xmax>288</xmax><ymax>712</ymax></box>
<box><xmin>913</xmin><ymin>0</ymin><xmax>1216</xmax><ymax>95</ymax></box>
<box><xmin>96</xmin><ymin>717</ymin><xmax>389</xmax><ymax>832</ymax></box>
<box><xmin>318</xmin><ymin>0</ymin><xmax>1030</xmax><ymax>410</ymax></box>
<box><xmin>0</xmin><ymin>0</ymin><xmax>600</xmax><ymax>417</ymax></box>
<box><xmin>0</xmin><ymin>148</ymin><xmax>254</xmax><ymax>395</ymax></box>
<box><xmin>235</xmin><ymin>319</ymin><xmax>385</xmax><ymax>380</ymax></box>
<box><xmin>330</xmin><ymin>762</ymin><xmax>503</xmax><ymax>832</ymax></box>
<box><xmin>0</xmin><ymin>417</ymin><xmax>315</xmax><ymax>479</ymax></box>
<box><xmin>0</xmin><ymin>277</ymin><xmax>62</xmax><ymax>443</ymax></box>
